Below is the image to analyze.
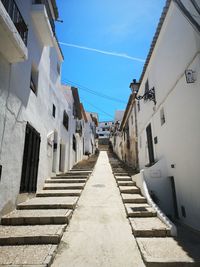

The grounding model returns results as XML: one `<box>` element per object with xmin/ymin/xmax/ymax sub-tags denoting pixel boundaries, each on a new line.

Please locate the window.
<box><xmin>160</xmin><ymin>107</ymin><xmax>166</xmax><ymax>126</ymax></box>
<box><xmin>30</xmin><ymin>65</ymin><xmax>38</xmax><ymax>94</ymax></box>
<box><xmin>146</xmin><ymin>123</ymin><xmax>155</xmax><ymax>165</ymax></box>
<box><xmin>137</xmin><ymin>101</ymin><xmax>140</xmax><ymax>112</ymax></box>
<box><xmin>131</xmin><ymin>115</ymin><xmax>133</xmax><ymax>125</ymax></box>
<box><xmin>52</xmin><ymin>104</ymin><xmax>56</xmax><ymax>118</ymax></box>
<box><xmin>63</xmin><ymin>111</ymin><xmax>69</xmax><ymax>130</ymax></box>
<box><xmin>144</xmin><ymin>79</ymin><xmax>149</xmax><ymax>101</ymax></box>
<box><xmin>57</xmin><ymin>62</ymin><xmax>60</xmax><ymax>74</ymax></box>
<box><xmin>73</xmin><ymin>135</ymin><xmax>76</xmax><ymax>151</ymax></box>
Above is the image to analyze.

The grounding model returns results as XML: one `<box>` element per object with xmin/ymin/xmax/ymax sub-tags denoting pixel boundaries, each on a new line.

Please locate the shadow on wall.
<box><xmin>143</xmin><ymin>157</ymin><xmax>174</xmax><ymax>219</ymax></box>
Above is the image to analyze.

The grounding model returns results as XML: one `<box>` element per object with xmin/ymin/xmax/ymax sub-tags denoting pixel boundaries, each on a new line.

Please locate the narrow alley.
<box><xmin>0</xmin><ymin>151</ymin><xmax>200</xmax><ymax>266</ymax></box>
<box><xmin>0</xmin><ymin>0</ymin><xmax>200</xmax><ymax>266</ymax></box>
<box><xmin>51</xmin><ymin>151</ymin><xmax>145</xmax><ymax>267</ymax></box>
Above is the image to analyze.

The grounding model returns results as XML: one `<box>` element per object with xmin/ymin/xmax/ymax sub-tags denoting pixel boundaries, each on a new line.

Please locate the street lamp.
<box><xmin>129</xmin><ymin>79</ymin><xmax>156</xmax><ymax>105</ymax></box>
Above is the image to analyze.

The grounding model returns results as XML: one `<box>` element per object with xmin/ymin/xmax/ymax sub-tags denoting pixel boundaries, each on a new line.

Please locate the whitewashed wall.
<box><xmin>0</xmin><ymin>0</ymin><xmax>76</xmax><ymax>216</ymax></box>
<box><xmin>84</xmin><ymin>121</ymin><xmax>95</xmax><ymax>155</ymax></box>
<box><xmin>137</xmin><ymin>1</ymin><xmax>200</xmax><ymax>231</ymax></box>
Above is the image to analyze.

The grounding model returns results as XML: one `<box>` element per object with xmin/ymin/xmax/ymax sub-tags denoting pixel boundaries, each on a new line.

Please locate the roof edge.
<box><xmin>139</xmin><ymin>0</ymin><xmax>172</xmax><ymax>84</ymax></box>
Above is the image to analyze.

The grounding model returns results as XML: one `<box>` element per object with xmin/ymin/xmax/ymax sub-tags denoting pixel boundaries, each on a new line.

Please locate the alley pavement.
<box><xmin>51</xmin><ymin>151</ymin><xmax>145</xmax><ymax>267</ymax></box>
<box><xmin>1</xmin><ymin>151</ymin><xmax>199</xmax><ymax>266</ymax></box>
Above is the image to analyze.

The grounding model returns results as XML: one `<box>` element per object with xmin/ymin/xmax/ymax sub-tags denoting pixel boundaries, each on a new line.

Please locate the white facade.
<box><xmin>97</xmin><ymin>121</ymin><xmax>114</xmax><ymax>139</ymax></box>
<box><xmin>83</xmin><ymin>112</ymin><xmax>98</xmax><ymax>155</ymax></box>
<box><xmin>0</xmin><ymin>1</ymin><xmax>93</xmax><ymax>217</ymax></box>
<box><xmin>61</xmin><ymin>85</ymin><xmax>87</xmax><ymax>169</ymax></box>
<box><xmin>136</xmin><ymin>1</ymin><xmax>200</xmax><ymax>231</ymax></box>
<box><xmin>111</xmin><ymin>104</ymin><xmax>138</xmax><ymax>169</ymax></box>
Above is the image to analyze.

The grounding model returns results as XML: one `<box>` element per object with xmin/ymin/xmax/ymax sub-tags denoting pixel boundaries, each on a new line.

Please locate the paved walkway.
<box><xmin>51</xmin><ymin>151</ymin><xmax>145</xmax><ymax>267</ymax></box>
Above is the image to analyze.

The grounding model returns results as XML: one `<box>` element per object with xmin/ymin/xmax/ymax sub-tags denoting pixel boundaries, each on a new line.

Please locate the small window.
<box><xmin>57</xmin><ymin>62</ymin><xmax>61</xmax><ymax>74</ymax></box>
<box><xmin>73</xmin><ymin>135</ymin><xmax>76</xmax><ymax>151</ymax></box>
<box><xmin>137</xmin><ymin>101</ymin><xmax>140</xmax><ymax>112</ymax></box>
<box><xmin>131</xmin><ymin>115</ymin><xmax>133</xmax><ymax>125</ymax></box>
<box><xmin>52</xmin><ymin>104</ymin><xmax>56</xmax><ymax>118</ymax></box>
<box><xmin>63</xmin><ymin>111</ymin><xmax>69</xmax><ymax>130</ymax></box>
<box><xmin>30</xmin><ymin>65</ymin><xmax>38</xmax><ymax>94</ymax></box>
<box><xmin>105</xmin><ymin>123</ymin><xmax>107</xmax><ymax>125</ymax></box>
<box><xmin>181</xmin><ymin>206</ymin><xmax>186</xmax><ymax>218</ymax></box>
<box><xmin>160</xmin><ymin>107</ymin><xmax>166</xmax><ymax>126</ymax></box>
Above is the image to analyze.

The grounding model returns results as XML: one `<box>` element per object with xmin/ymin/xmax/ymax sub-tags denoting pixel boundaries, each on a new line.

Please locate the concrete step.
<box><xmin>129</xmin><ymin>217</ymin><xmax>171</xmax><ymax>237</ymax></box>
<box><xmin>0</xmin><ymin>224</ymin><xmax>67</xmax><ymax>245</ymax></box>
<box><xmin>113</xmin><ymin>172</ymin><xmax>129</xmax><ymax>176</ymax></box>
<box><xmin>125</xmin><ymin>203</ymin><xmax>157</xmax><ymax>217</ymax></box>
<box><xmin>117</xmin><ymin>181</ymin><xmax>136</xmax><ymax>186</ymax></box>
<box><xmin>119</xmin><ymin>186</ymin><xmax>140</xmax><ymax>194</ymax></box>
<box><xmin>43</xmin><ymin>183</ymin><xmax>85</xmax><ymax>190</ymax></box>
<box><xmin>1</xmin><ymin>209</ymin><xmax>72</xmax><ymax>225</ymax></box>
<box><xmin>46</xmin><ymin>178</ymin><xmax>87</xmax><ymax>183</ymax></box>
<box><xmin>36</xmin><ymin>189</ymin><xmax>82</xmax><ymax>197</ymax></box>
<box><xmin>121</xmin><ymin>193</ymin><xmax>147</xmax><ymax>203</ymax></box>
<box><xmin>70</xmin><ymin>170</ymin><xmax>92</xmax><ymax>173</ymax></box>
<box><xmin>17</xmin><ymin>197</ymin><xmax>78</xmax><ymax>210</ymax></box>
<box><xmin>0</xmin><ymin>244</ymin><xmax>57</xmax><ymax>266</ymax></box>
<box><xmin>136</xmin><ymin>237</ymin><xmax>200</xmax><ymax>266</ymax></box>
<box><xmin>52</xmin><ymin>175</ymin><xmax>88</xmax><ymax>179</ymax></box>
<box><xmin>57</xmin><ymin>173</ymin><xmax>89</xmax><ymax>177</ymax></box>
<box><xmin>115</xmin><ymin>176</ymin><xmax>132</xmax><ymax>181</ymax></box>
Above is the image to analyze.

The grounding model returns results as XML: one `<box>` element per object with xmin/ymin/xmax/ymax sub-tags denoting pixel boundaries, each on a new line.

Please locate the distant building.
<box><xmin>84</xmin><ymin>112</ymin><xmax>98</xmax><ymax>155</ymax></box>
<box><xmin>114</xmin><ymin>110</ymin><xmax>124</xmax><ymax>123</ymax></box>
<box><xmin>97</xmin><ymin>121</ymin><xmax>114</xmax><ymax>145</ymax></box>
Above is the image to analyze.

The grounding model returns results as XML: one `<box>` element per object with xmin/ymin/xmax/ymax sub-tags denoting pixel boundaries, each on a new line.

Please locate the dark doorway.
<box><xmin>146</xmin><ymin>123</ymin><xmax>155</xmax><ymax>165</ymax></box>
<box><xmin>59</xmin><ymin>144</ymin><xmax>62</xmax><ymax>172</ymax></box>
<box><xmin>169</xmin><ymin>176</ymin><xmax>179</xmax><ymax>218</ymax></box>
<box><xmin>20</xmin><ymin>123</ymin><xmax>41</xmax><ymax>193</ymax></box>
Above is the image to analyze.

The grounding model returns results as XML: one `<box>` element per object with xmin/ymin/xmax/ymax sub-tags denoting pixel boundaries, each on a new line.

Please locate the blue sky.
<box><xmin>56</xmin><ymin>0</ymin><xmax>166</xmax><ymax>121</ymax></box>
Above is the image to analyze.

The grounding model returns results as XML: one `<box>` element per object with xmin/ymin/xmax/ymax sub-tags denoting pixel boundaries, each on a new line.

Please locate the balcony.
<box><xmin>31</xmin><ymin>1</ymin><xmax>64</xmax><ymax>60</ymax></box>
<box><xmin>0</xmin><ymin>0</ymin><xmax>28</xmax><ymax>62</ymax></box>
<box><xmin>31</xmin><ymin>0</ymin><xmax>55</xmax><ymax>46</ymax></box>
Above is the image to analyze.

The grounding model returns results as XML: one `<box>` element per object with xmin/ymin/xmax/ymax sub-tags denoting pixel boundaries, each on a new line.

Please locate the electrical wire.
<box><xmin>80</xmin><ymin>96</ymin><xmax>114</xmax><ymax>119</ymax></box>
<box><xmin>62</xmin><ymin>78</ymin><xmax>127</xmax><ymax>104</ymax></box>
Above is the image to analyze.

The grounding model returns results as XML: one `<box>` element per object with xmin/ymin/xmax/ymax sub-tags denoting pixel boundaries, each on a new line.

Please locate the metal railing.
<box><xmin>1</xmin><ymin>0</ymin><xmax>28</xmax><ymax>45</ymax></box>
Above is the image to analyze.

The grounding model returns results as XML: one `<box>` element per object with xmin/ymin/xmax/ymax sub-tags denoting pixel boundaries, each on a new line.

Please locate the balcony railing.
<box><xmin>1</xmin><ymin>0</ymin><xmax>28</xmax><ymax>45</ymax></box>
<box><xmin>33</xmin><ymin>0</ymin><xmax>55</xmax><ymax>34</ymax></box>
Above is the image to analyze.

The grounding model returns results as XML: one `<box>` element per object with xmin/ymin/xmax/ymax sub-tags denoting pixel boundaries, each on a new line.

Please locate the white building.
<box><xmin>97</xmin><ymin>121</ymin><xmax>114</xmax><ymax>145</ymax></box>
<box><xmin>131</xmin><ymin>0</ymin><xmax>200</xmax><ymax>231</ymax></box>
<box><xmin>0</xmin><ymin>0</ymin><xmax>95</xmax><ymax>217</ymax></box>
<box><xmin>83</xmin><ymin>111</ymin><xmax>98</xmax><ymax>155</ymax></box>
<box><xmin>111</xmin><ymin>102</ymin><xmax>138</xmax><ymax>169</ymax></box>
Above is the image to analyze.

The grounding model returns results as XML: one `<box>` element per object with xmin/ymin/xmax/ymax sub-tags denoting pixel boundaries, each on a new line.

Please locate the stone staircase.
<box><xmin>0</xmin><ymin>167</ymin><xmax>93</xmax><ymax>266</ymax></box>
<box><xmin>108</xmin><ymin>152</ymin><xmax>199</xmax><ymax>266</ymax></box>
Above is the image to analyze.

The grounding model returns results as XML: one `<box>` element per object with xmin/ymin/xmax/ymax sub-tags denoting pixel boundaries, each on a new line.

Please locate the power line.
<box><xmin>80</xmin><ymin>96</ymin><xmax>114</xmax><ymax>119</ymax></box>
<box><xmin>62</xmin><ymin>78</ymin><xmax>127</xmax><ymax>104</ymax></box>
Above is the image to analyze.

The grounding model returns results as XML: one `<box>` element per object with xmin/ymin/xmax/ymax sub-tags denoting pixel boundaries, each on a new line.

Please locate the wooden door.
<box><xmin>146</xmin><ymin>123</ymin><xmax>155</xmax><ymax>165</ymax></box>
<box><xmin>20</xmin><ymin>123</ymin><xmax>40</xmax><ymax>193</ymax></box>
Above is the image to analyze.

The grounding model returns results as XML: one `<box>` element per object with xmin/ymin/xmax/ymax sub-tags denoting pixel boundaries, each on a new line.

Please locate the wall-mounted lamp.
<box><xmin>185</xmin><ymin>69</ymin><xmax>196</xmax><ymax>83</ymax></box>
<box><xmin>129</xmin><ymin>79</ymin><xmax>156</xmax><ymax>105</ymax></box>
